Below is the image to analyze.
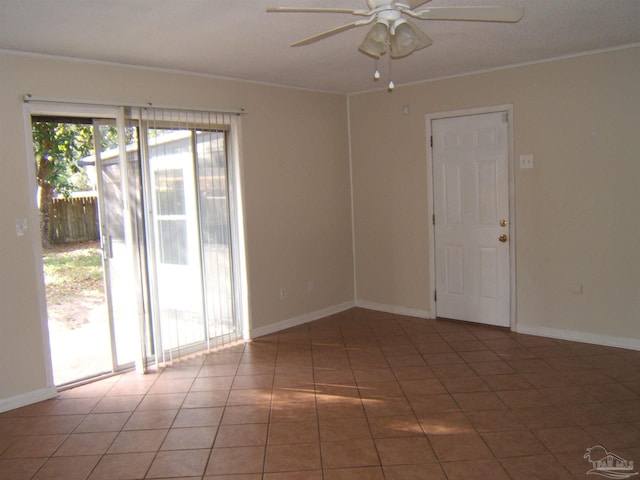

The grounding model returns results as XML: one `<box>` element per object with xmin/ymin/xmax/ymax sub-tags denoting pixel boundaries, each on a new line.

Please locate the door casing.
<box><xmin>426</xmin><ymin>105</ymin><xmax>516</xmax><ymax>329</ymax></box>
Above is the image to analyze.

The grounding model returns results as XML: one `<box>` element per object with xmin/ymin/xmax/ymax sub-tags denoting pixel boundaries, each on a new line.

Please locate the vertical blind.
<box><xmin>127</xmin><ymin>107</ymin><xmax>243</xmax><ymax>369</ymax></box>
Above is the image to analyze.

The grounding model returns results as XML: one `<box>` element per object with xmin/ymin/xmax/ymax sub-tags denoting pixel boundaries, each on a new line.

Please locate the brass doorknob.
<box><xmin>499</xmin><ymin>234</ymin><xmax>508</xmax><ymax>243</ymax></box>
<box><xmin>500</xmin><ymin>219</ymin><xmax>508</xmax><ymax>227</ymax></box>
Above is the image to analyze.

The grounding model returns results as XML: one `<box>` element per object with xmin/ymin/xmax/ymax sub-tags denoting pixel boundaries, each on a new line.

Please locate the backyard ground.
<box><xmin>42</xmin><ymin>241</ymin><xmax>112</xmax><ymax>385</ymax></box>
<box><xmin>43</xmin><ymin>241</ymin><xmax>105</xmax><ymax>327</ymax></box>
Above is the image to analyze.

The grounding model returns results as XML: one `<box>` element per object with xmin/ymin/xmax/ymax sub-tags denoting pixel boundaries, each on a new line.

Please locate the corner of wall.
<box><xmin>249</xmin><ymin>301</ymin><xmax>356</xmax><ymax>338</ymax></box>
<box><xmin>355</xmin><ymin>300</ymin><xmax>433</xmax><ymax>320</ymax></box>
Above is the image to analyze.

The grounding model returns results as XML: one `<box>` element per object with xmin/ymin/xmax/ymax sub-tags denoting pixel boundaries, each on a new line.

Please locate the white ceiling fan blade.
<box><xmin>412</xmin><ymin>6</ymin><xmax>525</xmax><ymax>23</ymax></box>
<box><xmin>291</xmin><ymin>19</ymin><xmax>373</xmax><ymax>47</ymax></box>
<box><xmin>267</xmin><ymin>7</ymin><xmax>371</xmax><ymax>16</ymax></box>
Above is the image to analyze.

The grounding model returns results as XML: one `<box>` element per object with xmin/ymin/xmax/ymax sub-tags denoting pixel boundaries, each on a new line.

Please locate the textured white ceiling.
<box><xmin>1</xmin><ymin>0</ymin><xmax>639</xmax><ymax>93</ymax></box>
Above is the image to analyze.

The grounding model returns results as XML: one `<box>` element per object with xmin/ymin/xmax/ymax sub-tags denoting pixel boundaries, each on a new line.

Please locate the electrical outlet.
<box><xmin>280</xmin><ymin>288</ymin><xmax>287</xmax><ymax>300</ymax></box>
<box><xmin>520</xmin><ymin>154</ymin><xmax>534</xmax><ymax>169</ymax></box>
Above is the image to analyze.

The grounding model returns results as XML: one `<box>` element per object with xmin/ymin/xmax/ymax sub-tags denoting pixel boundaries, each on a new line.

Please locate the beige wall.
<box><xmin>2</xmin><ymin>46</ymin><xmax>639</xmax><ymax>410</ymax></box>
<box><xmin>0</xmin><ymin>52</ymin><xmax>354</xmax><ymax>406</ymax></box>
<box><xmin>350</xmin><ymin>47</ymin><xmax>640</xmax><ymax>343</ymax></box>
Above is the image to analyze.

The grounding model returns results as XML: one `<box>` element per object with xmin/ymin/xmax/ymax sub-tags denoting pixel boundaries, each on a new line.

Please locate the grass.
<box><xmin>42</xmin><ymin>241</ymin><xmax>104</xmax><ymax>304</ymax></box>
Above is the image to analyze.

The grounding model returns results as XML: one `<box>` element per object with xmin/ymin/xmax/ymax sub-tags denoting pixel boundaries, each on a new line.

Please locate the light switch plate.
<box><xmin>15</xmin><ymin>218</ymin><xmax>28</xmax><ymax>236</ymax></box>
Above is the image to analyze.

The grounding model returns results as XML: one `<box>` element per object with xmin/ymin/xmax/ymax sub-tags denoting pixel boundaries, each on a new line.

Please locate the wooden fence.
<box><xmin>50</xmin><ymin>196</ymin><xmax>99</xmax><ymax>244</ymax></box>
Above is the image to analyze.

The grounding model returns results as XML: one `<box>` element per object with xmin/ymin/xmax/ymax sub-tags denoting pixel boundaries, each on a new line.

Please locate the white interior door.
<box><xmin>432</xmin><ymin>111</ymin><xmax>510</xmax><ymax>327</ymax></box>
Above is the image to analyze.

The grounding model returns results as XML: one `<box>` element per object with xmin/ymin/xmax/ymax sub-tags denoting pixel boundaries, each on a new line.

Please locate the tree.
<box><xmin>32</xmin><ymin>120</ymin><xmax>95</xmax><ymax>248</ymax></box>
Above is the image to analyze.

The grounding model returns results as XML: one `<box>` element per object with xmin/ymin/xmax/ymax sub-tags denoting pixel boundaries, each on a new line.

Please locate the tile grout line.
<box><xmin>310</xmin><ymin>324</ymin><xmax>328</xmax><ymax>480</ymax></box>
<box><xmin>2</xmin><ymin>309</ymin><xmax>640</xmax><ymax>480</ymax></box>
<box><xmin>203</xmin><ymin>343</ymin><xmax>243</xmax><ymax>478</ymax></box>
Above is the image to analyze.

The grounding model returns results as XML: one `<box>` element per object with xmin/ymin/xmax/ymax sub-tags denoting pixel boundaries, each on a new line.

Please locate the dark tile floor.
<box><xmin>1</xmin><ymin>308</ymin><xmax>639</xmax><ymax>479</ymax></box>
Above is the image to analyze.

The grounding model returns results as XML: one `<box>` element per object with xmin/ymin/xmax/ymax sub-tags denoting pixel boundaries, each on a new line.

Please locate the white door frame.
<box><xmin>426</xmin><ymin>104</ymin><xmax>517</xmax><ymax>330</ymax></box>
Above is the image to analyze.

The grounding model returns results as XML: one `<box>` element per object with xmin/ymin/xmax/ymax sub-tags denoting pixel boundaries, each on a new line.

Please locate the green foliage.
<box><xmin>32</xmin><ymin>121</ymin><xmax>95</xmax><ymax>197</ymax></box>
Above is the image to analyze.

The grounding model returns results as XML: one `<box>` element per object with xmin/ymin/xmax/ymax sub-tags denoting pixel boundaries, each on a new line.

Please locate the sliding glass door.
<box><xmin>93</xmin><ymin>120</ymin><xmax>147</xmax><ymax>371</ymax></box>
<box><xmin>96</xmin><ymin>112</ymin><xmax>241</xmax><ymax>369</ymax></box>
<box><xmin>195</xmin><ymin>130</ymin><xmax>236</xmax><ymax>342</ymax></box>
<box><xmin>137</xmin><ymin>110</ymin><xmax>241</xmax><ymax>366</ymax></box>
<box><xmin>30</xmin><ymin>102</ymin><xmax>243</xmax><ymax>385</ymax></box>
<box><xmin>146</xmin><ymin>127</ymin><xmax>208</xmax><ymax>358</ymax></box>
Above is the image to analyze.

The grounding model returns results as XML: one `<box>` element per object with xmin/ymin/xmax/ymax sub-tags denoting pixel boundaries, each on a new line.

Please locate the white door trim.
<box><xmin>425</xmin><ymin>105</ymin><xmax>516</xmax><ymax>330</ymax></box>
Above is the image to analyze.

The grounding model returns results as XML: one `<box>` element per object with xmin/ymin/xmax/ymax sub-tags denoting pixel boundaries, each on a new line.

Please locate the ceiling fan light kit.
<box><xmin>390</xmin><ymin>19</ymin><xmax>433</xmax><ymax>57</ymax></box>
<box><xmin>268</xmin><ymin>1</ymin><xmax>524</xmax><ymax>91</ymax></box>
<box><xmin>359</xmin><ymin>21</ymin><xmax>389</xmax><ymax>58</ymax></box>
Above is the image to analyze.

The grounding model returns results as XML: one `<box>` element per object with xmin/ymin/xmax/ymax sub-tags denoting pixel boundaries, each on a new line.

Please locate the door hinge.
<box><xmin>430</xmin><ymin>136</ymin><xmax>433</xmax><ymax>148</ymax></box>
<box><xmin>434</xmin><ymin>290</ymin><xmax>437</xmax><ymax>302</ymax></box>
<box><xmin>432</xmin><ymin>214</ymin><xmax>435</xmax><ymax>225</ymax></box>
<box><xmin>503</xmin><ymin>112</ymin><xmax>508</xmax><ymax>123</ymax></box>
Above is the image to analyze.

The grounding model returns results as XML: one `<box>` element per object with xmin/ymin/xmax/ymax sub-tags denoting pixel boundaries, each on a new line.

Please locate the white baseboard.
<box><xmin>249</xmin><ymin>301</ymin><xmax>356</xmax><ymax>338</ymax></box>
<box><xmin>515</xmin><ymin>323</ymin><xmax>640</xmax><ymax>351</ymax></box>
<box><xmin>355</xmin><ymin>300</ymin><xmax>432</xmax><ymax>320</ymax></box>
<box><xmin>0</xmin><ymin>386</ymin><xmax>58</xmax><ymax>414</ymax></box>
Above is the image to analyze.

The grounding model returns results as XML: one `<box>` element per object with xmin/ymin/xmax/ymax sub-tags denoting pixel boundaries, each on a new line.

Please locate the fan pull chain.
<box><xmin>373</xmin><ymin>58</ymin><xmax>381</xmax><ymax>80</ymax></box>
<box><xmin>371</xmin><ymin>54</ymin><xmax>394</xmax><ymax>92</ymax></box>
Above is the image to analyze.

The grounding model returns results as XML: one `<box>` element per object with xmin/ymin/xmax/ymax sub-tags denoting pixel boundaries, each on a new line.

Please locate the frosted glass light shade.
<box><xmin>390</xmin><ymin>19</ymin><xmax>432</xmax><ymax>58</ymax></box>
<box><xmin>359</xmin><ymin>21</ymin><xmax>389</xmax><ymax>58</ymax></box>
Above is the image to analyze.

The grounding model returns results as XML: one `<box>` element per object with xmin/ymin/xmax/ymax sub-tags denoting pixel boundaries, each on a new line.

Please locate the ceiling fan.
<box><xmin>267</xmin><ymin>0</ymin><xmax>524</xmax><ymax>89</ymax></box>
